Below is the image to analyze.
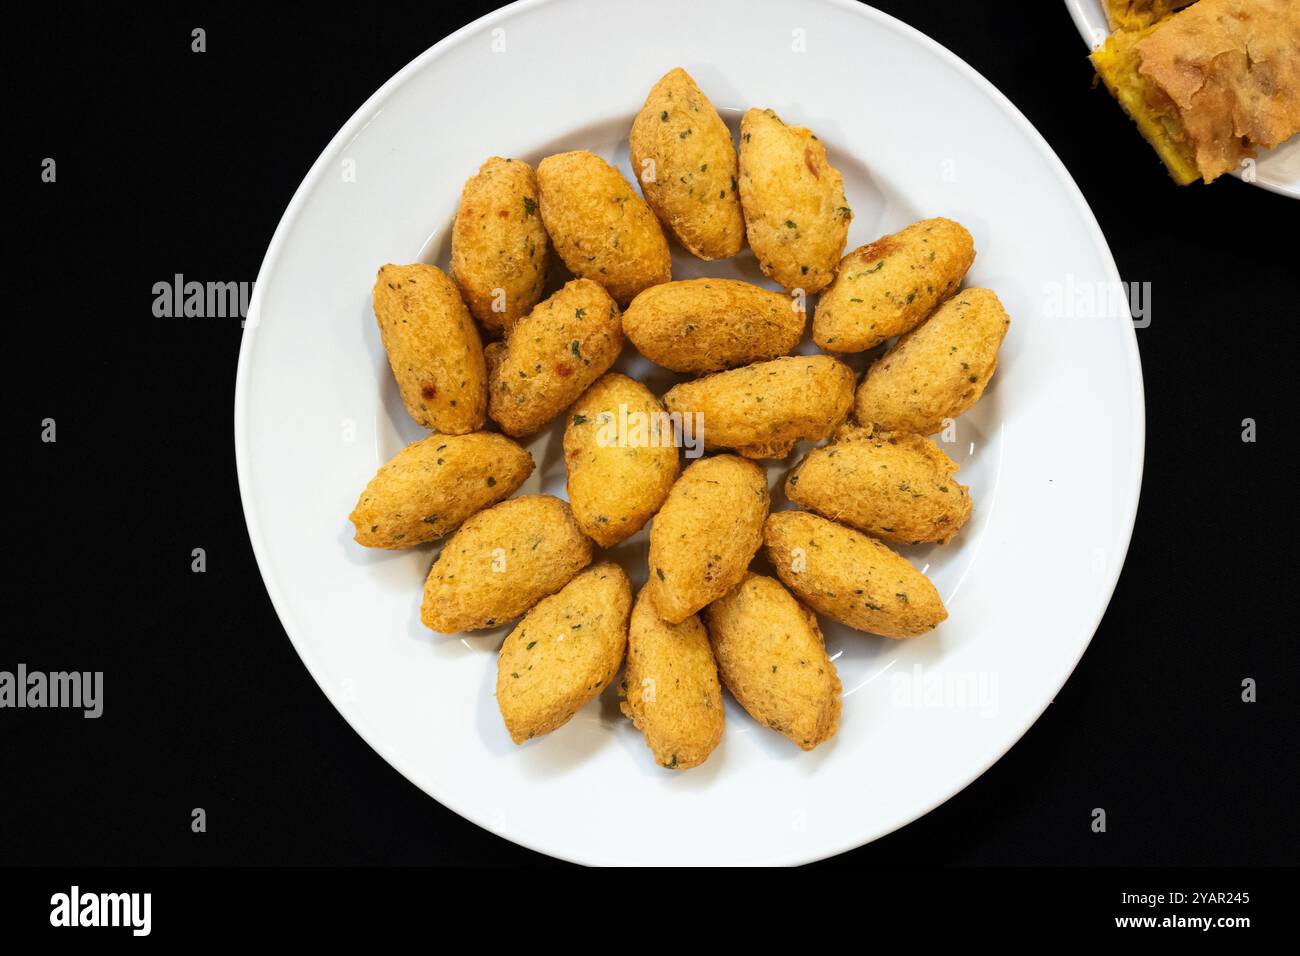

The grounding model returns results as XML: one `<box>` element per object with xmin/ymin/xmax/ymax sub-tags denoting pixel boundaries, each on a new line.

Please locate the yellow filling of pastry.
<box><xmin>1091</xmin><ymin>29</ymin><xmax>1201</xmax><ymax>185</ymax></box>
<box><xmin>1104</xmin><ymin>0</ymin><xmax>1195</xmax><ymax>32</ymax></box>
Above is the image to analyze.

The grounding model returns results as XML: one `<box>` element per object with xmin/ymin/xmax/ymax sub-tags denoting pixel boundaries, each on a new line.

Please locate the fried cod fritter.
<box><xmin>537</xmin><ymin>150</ymin><xmax>672</xmax><ymax>305</ymax></box>
<box><xmin>372</xmin><ymin>263</ymin><xmax>488</xmax><ymax>434</ymax></box>
<box><xmin>785</xmin><ymin>428</ymin><xmax>971</xmax><ymax>545</ymax></box>
<box><xmin>450</xmin><ymin>157</ymin><xmax>551</xmax><ymax>336</ymax></box>
<box><xmin>421</xmin><ymin>494</ymin><xmax>593</xmax><ymax>632</ymax></box>
<box><xmin>764</xmin><ymin>510</ymin><xmax>947</xmax><ymax>638</ymax></box>
<box><xmin>620</xmin><ymin>587</ymin><xmax>725</xmax><ymax>769</ymax></box>
<box><xmin>854</xmin><ymin>288</ymin><xmax>1010</xmax><ymax>436</ymax></box>
<box><xmin>738</xmin><ymin>108</ymin><xmax>850</xmax><ymax>294</ymax></box>
<box><xmin>350</xmin><ymin>432</ymin><xmax>534</xmax><ymax>548</ymax></box>
<box><xmin>487</xmin><ymin>279</ymin><xmax>624</xmax><ymax>437</ymax></box>
<box><xmin>563</xmin><ymin>373</ymin><xmax>680</xmax><ymax>547</ymax></box>
<box><xmin>497</xmin><ymin>562</ymin><xmax>632</xmax><ymax>743</ymax></box>
<box><xmin>630</xmin><ymin>67</ymin><xmax>745</xmax><ymax>260</ymax></box>
<box><xmin>704</xmin><ymin>572</ymin><xmax>841</xmax><ymax>751</ymax></box>
<box><xmin>662</xmin><ymin>354</ymin><xmax>854</xmax><ymax>460</ymax></box>
<box><xmin>647</xmin><ymin>454</ymin><xmax>769</xmax><ymax>623</ymax></box>
<box><xmin>623</xmin><ymin>278</ymin><xmax>804</xmax><ymax>374</ymax></box>
<box><xmin>814</xmin><ymin>217</ymin><xmax>974</xmax><ymax>353</ymax></box>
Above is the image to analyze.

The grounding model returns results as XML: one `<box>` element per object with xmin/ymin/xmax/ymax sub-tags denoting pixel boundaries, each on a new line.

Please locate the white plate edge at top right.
<box><xmin>1064</xmin><ymin>0</ymin><xmax>1300</xmax><ymax>198</ymax></box>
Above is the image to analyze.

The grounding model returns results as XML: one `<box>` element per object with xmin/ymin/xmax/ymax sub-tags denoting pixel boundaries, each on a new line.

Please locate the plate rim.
<box><xmin>234</xmin><ymin>0</ymin><xmax>1146</xmax><ymax>865</ymax></box>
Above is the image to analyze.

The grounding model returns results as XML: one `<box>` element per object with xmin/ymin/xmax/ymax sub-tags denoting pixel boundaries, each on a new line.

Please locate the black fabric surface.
<box><xmin>2</xmin><ymin>0</ymin><xmax>1295</xmax><ymax>866</ymax></box>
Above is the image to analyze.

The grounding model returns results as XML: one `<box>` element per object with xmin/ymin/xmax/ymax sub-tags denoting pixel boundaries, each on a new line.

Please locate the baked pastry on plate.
<box><xmin>1091</xmin><ymin>0</ymin><xmax>1300</xmax><ymax>184</ymax></box>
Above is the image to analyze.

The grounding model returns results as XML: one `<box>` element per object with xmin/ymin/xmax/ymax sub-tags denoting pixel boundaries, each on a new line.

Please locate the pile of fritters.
<box><xmin>350</xmin><ymin>68</ymin><xmax>1010</xmax><ymax>770</ymax></box>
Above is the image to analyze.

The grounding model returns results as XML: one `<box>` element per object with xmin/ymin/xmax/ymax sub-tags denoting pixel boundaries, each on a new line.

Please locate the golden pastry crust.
<box><xmin>764</xmin><ymin>510</ymin><xmax>947</xmax><ymax>639</ymax></box>
<box><xmin>421</xmin><ymin>495</ymin><xmax>593</xmax><ymax>632</ymax></box>
<box><xmin>350</xmin><ymin>432</ymin><xmax>534</xmax><ymax>548</ymax></box>
<box><xmin>854</xmin><ymin>288</ymin><xmax>1010</xmax><ymax>436</ymax></box>
<box><xmin>563</xmin><ymin>373</ymin><xmax>680</xmax><ymax>547</ymax></box>
<box><xmin>487</xmin><ymin>279</ymin><xmax>623</xmax><ymax>437</ymax></box>
<box><xmin>738</xmin><ymin>108</ymin><xmax>851</xmax><ymax>294</ymax></box>
<box><xmin>623</xmin><ymin>278</ymin><xmax>804</xmax><ymax>374</ymax></box>
<box><xmin>620</xmin><ymin>588</ymin><xmax>725</xmax><ymax>769</ymax></box>
<box><xmin>497</xmin><ymin>563</ymin><xmax>631</xmax><ymax>744</ymax></box>
<box><xmin>1136</xmin><ymin>0</ymin><xmax>1300</xmax><ymax>183</ymax></box>
<box><xmin>662</xmin><ymin>355</ymin><xmax>854</xmax><ymax>460</ymax></box>
<box><xmin>786</xmin><ymin>431</ymin><xmax>972</xmax><ymax>545</ymax></box>
<box><xmin>537</xmin><ymin>150</ymin><xmax>672</xmax><ymax>305</ymax></box>
<box><xmin>629</xmin><ymin>68</ymin><xmax>745</xmax><ymax>260</ymax></box>
<box><xmin>372</xmin><ymin>263</ymin><xmax>488</xmax><ymax>434</ymax></box>
<box><xmin>814</xmin><ymin>217</ymin><xmax>974</xmax><ymax>353</ymax></box>
<box><xmin>704</xmin><ymin>573</ymin><xmax>840</xmax><ymax>751</ymax></box>
<box><xmin>647</xmin><ymin>455</ymin><xmax>769</xmax><ymax>624</ymax></box>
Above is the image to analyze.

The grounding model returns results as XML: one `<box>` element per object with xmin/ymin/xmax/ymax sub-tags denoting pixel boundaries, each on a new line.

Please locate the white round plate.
<box><xmin>236</xmin><ymin>0</ymin><xmax>1144</xmax><ymax>865</ymax></box>
<box><xmin>1064</xmin><ymin>0</ymin><xmax>1300</xmax><ymax>198</ymax></box>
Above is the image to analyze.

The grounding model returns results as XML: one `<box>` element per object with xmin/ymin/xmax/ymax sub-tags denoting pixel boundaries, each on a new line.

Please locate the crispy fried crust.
<box><xmin>487</xmin><ymin>279</ymin><xmax>623</xmax><ymax>437</ymax></box>
<box><xmin>814</xmin><ymin>218</ymin><xmax>974</xmax><ymax>353</ymax></box>
<box><xmin>764</xmin><ymin>511</ymin><xmax>947</xmax><ymax>638</ymax></box>
<box><xmin>620</xmin><ymin>588</ymin><xmax>725</xmax><ymax>769</ymax></box>
<box><xmin>704</xmin><ymin>573</ymin><xmax>840</xmax><ymax>751</ymax></box>
<box><xmin>497</xmin><ymin>563</ymin><xmax>631</xmax><ymax>744</ymax></box>
<box><xmin>786</xmin><ymin>431</ymin><xmax>971</xmax><ymax>545</ymax></box>
<box><xmin>630</xmin><ymin>68</ymin><xmax>745</xmax><ymax>260</ymax></box>
<box><xmin>623</xmin><ymin>278</ymin><xmax>805</xmax><ymax>373</ymax></box>
<box><xmin>421</xmin><ymin>495</ymin><xmax>593</xmax><ymax>632</ymax></box>
<box><xmin>662</xmin><ymin>355</ymin><xmax>854</xmax><ymax>460</ymax></box>
<box><xmin>350</xmin><ymin>432</ymin><xmax>534</xmax><ymax>548</ymax></box>
<box><xmin>738</xmin><ymin>108</ymin><xmax>850</xmax><ymax>294</ymax></box>
<box><xmin>372</xmin><ymin>264</ymin><xmax>488</xmax><ymax>433</ymax></box>
<box><xmin>450</xmin><ymin>157</ymin><xmax>550</xmax><ymax>336</ymax></box>
<box><xmin>563</xmin><ymin>373</ymin><xmax>680</xmax><ymax>547</ymax></box>
<box><xmin>537</xmin><ymin>150</ymin><xmax>671</xmax><ymax>305</ymax></box>
<box><xmin>647</xmin><ymin>455</ymin><xmax>769</xmax><ymax>624</ymax></box>
<box><xmin>854</xmin><ymin>288</ymin><xmax>1010</xmax><ymax>436</ymax></box>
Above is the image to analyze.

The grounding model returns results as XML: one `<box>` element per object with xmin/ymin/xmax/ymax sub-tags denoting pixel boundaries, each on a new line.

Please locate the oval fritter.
<box><xmin>623</xmin><ymin>278</ymin><xmax>804</xmax><ymax>373</ymax></box>
<box><xmin>854</xmin><ymin>288</ymin><xmax>1010</xmax><ymax>435</ymax></box>
<box><xmin>487</xmin><ymin>279</ymin><xmax>623</xmax><ymax>437</ymax></box>
<box><xmin>704</xmin><ymin>573</ymin><xmax>841</xmax><ymax>751</ymax></box>
<box><xmin>537</xmin><ymin>150</ymin><xmax>671</xmax><ymax>305</ymax></box>
<box><xmin>372</xmin><ymin>263</ymin><xmax>488</xmax><ymax>433</ymax></box>
<box><xmin>629</xmin><ymin>67</ymin><xmax>745</xmax><ymax>260</ymax></box>
<box><xmin>661</xmin><ymin>354</ymin><xmax>854</xmax><ymax>460</ymax></box>
<box><xmin>785</xmin><ymin>430</ymin><xmax>971</xmax><ymax>545</ymax></box>
<box><xmin>763</xmin><ymin>510</ymin><xmax>947</xmax><ymax>638</ymax></box>
<box><xmin>421</xmin><ymin>494</ymin><xmax>593</xmax><ymax>632</ymax></box>
<box><xmin>349</xmin><ymin>432</ymin><xmax>534</xmax><ymax>548</ymax></box>
<box><xmin>738</xmin><ymin>108</ymin><xmax>850</xmax><ymax>294</ymax></box>
<box><xmin>450</xmin><ymin>156</ymin><xmax>551</xmax><ymax>337</ymax></box>
<box><xmin>814</xmin><ymin>217</ymin><xmax>975</xmax><ymax>353</ymax></box>
<box><xmin>620</xmin><ymin>587</ymin><xmax>725</xmax><ymax>769</ymax></box>
<box><xmin>647</xmin><ymin>455</ymin><xmax>769</xmax><ymax>624</ymax></box>
<box><xmin>563</xmin><ymin>373</ymin><xmax>680</xmax><ymax>547</ymax></box>
<box><xmin>497</xmin><ymin>562</ymin><xmax>632</xmax><ymax>744</ymax></box>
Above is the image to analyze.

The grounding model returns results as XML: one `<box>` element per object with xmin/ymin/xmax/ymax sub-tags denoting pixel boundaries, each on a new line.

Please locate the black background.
<box><xmin>2</xmin><ymin>0</ymin><xmax>1295</xmax><ymax>867</ymax></box>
